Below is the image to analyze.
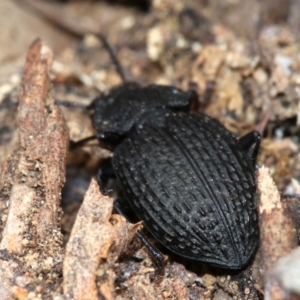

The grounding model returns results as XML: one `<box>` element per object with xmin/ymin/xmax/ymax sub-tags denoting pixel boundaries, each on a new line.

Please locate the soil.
<box><xmin>1</xmin><ymin>1</ymin><xmax>300</xmax><ymax>299</ymax></box>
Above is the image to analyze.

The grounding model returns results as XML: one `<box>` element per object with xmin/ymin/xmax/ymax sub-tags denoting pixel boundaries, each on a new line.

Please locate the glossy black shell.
<box><xmin>112</xmin><ymin>112</ymin><xmax>259</xmax><ymax>269</ymax></box>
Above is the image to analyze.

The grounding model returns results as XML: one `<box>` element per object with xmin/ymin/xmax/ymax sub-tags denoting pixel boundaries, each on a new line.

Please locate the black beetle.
<box><xmin>57</xmin><ymin>36</ymin><xmax>261</xmax><ymax>272</ymax></box>
<box><xmin>92</xmin><ymin>82</ymin><xmax>260</xmax><ymax>271</ymax></box>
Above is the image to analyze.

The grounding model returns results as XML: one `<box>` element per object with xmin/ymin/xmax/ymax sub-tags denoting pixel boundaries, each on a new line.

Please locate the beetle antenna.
<box><xmin>0</xmin><ymin>101</ymin><xmax>18</xmax><ymax>109</ymax></box>
<box><xmin>97</xmin><ymin>34</ymin><xmax>127</xmax><ymax>83</ymax></box>
<box><xmin>54</xmin><ymin>99</ymin><xmax>89</xmax><ymax>109</ymax></box>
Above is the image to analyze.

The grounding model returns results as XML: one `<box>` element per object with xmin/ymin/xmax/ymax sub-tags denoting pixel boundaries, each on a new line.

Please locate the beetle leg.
<box><xmin>282</xmin><ymin>194</ymin><xmax>300</xmax><ymax>199</ymax></box>
<box><xmin>199</xmin><ymin>81</ymin><xmax>215</xmax><ymax>110</ymax></box>
<box><xmin>114</xmin><ymin>199</ymin><xmax>164</xmax><ymax>280</ymax></box>
<box><xmin>136</xmin><ymin>230</ymin><xmax>165</xmax><ymax>282</ymax></box>
<box><xmin>113</xmin><ymin>198</ymin><xmax>140</xmax><ymax>223</ymax></box>
<box><xmin>97</xmin><ymin>132</ymin><xmax>126</xmax><ymax>150</ymax></box>
<box><xmin>69</xmin><ymin>135</ymin><xmax>98</xmax><ymax>149</ymax></box>
<box><xmin>0</xmin><ymin>101</ymin><xmax>18</xmax><ymax>109</ymax></box>
<box><xmin>238</xmin><ymin>131</ymin><xmax>261</xmax><ymax>162</ymax></box>
<box><xmin>54</xmin><ymin>99</ymin><xmax>89</xmax><ymax>109</ymax></box>
<box><xmin>96</xmin><ymin>165</ymin><xmax>115</xmax><ymax>195</ymax></box>
<box><xmin>186</xmin><ymin>90</ymin><xmax>199</xmax><ymax>112</ymax></box>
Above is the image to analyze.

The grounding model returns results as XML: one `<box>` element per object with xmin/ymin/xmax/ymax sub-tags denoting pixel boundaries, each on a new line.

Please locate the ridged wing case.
<box><xmin>113</xmin><ymin>112</ymin><xmax>259</xmax><ymax>268</ymax></box>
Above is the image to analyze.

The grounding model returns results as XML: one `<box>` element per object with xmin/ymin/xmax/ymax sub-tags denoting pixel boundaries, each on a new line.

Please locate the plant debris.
<box><xmin>0</xmin><ymin>39</ymin><xmax>69</xmax><ymax>299</ymax></box>
<box><xmin>1</xmin><ymin>1</ymin><xmax>300</xmax><ymax>299</ymax></box>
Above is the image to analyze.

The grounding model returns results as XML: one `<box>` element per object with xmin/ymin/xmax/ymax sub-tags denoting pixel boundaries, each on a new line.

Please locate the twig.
<box><xmin>0</xmin><ymin>39</ymin><xmax>69</xmax><ymax>299</ymax></box>
<box><xmin>257</xmin><ymin>166</ymin><xmax>298</xmax><ymax>300</ymax></box>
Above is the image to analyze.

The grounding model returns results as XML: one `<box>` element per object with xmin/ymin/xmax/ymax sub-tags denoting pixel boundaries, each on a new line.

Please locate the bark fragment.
<box><xmin>63</xmin><ymin>179</ymin><xmax>136</xmax><ymax>300</ymax></box>
<box><xmin>0</xmin><ymin>39</ymin><xmax>69</xmax><ymax>299</ymax></box>
<box><xmin>257</xmin><ymin>166</ymin><xmax>298</xmax><ymax>300</ymax></box>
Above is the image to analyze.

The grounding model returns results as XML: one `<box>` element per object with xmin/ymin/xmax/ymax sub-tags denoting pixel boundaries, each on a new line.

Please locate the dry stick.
<box><xmin>0</xmin><ymin>39</ymin><xmax>69</xmax><ymax>299</ymax></box>
<box><xmin>257</xmin><ymin>166</ymin><xmax>298</xmax><ymax>300</ymax></box>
